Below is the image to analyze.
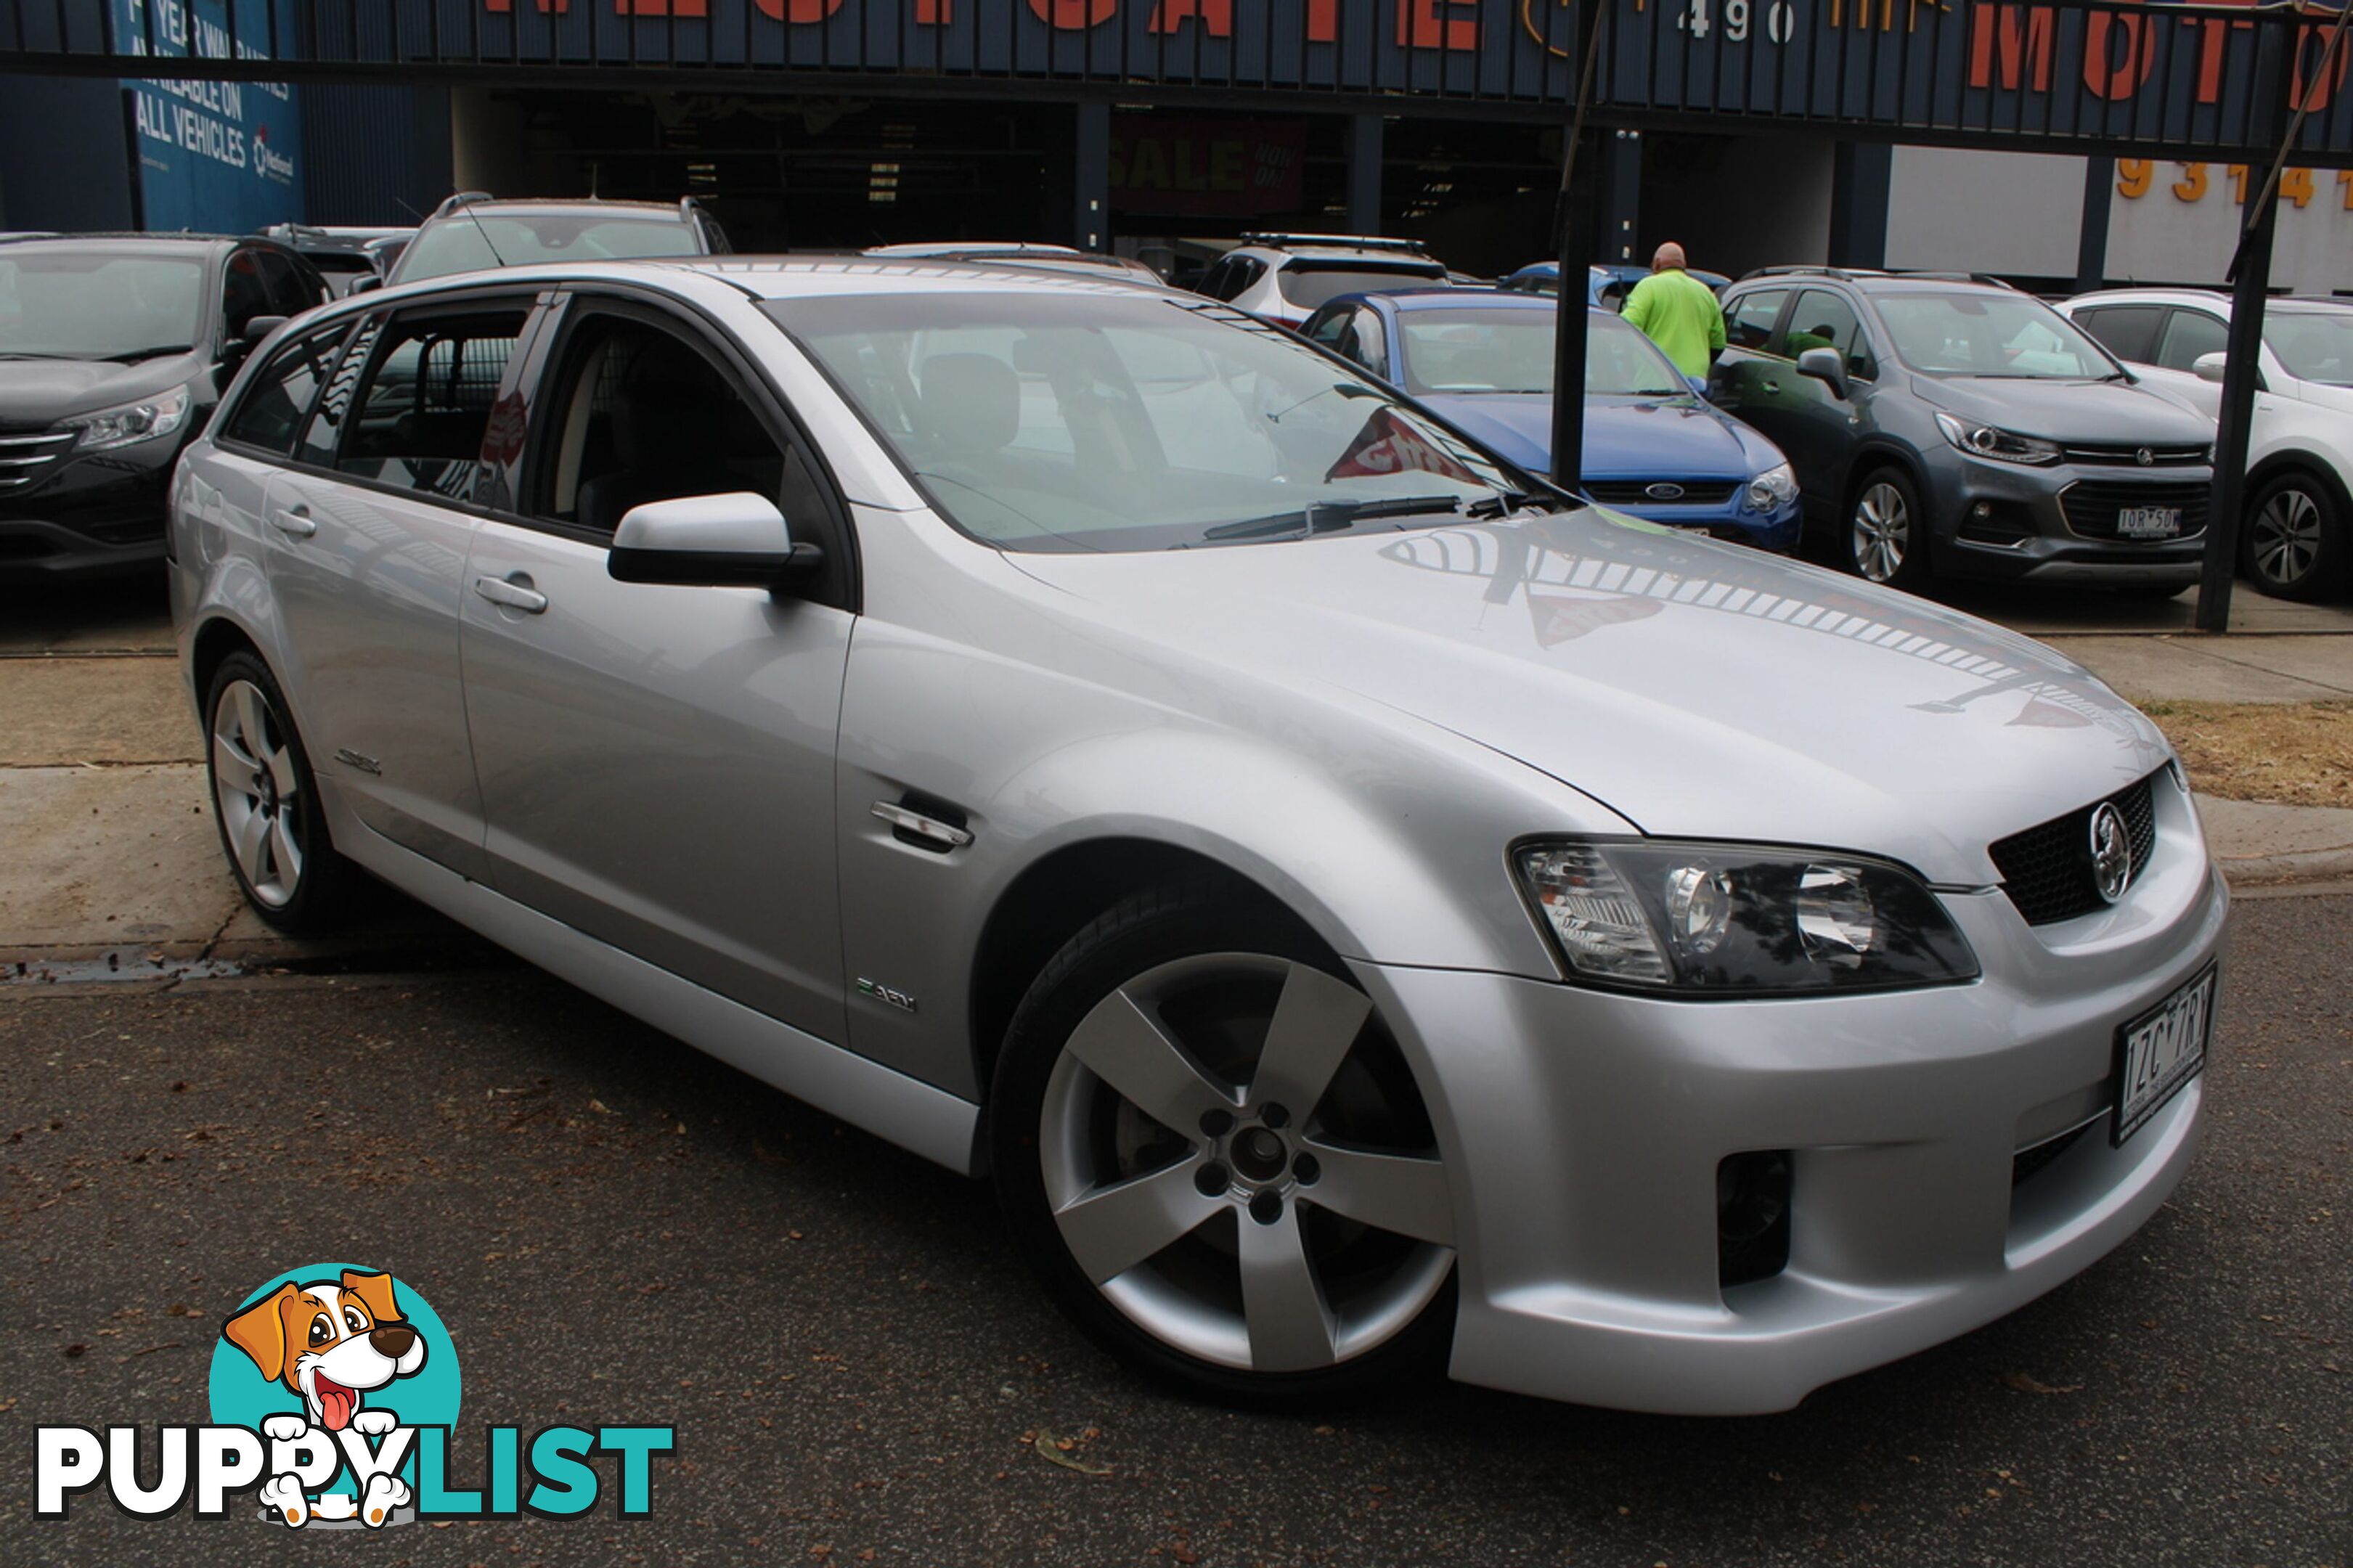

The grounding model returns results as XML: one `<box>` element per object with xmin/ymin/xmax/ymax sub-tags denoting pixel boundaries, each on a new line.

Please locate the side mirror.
<box><xmin>607</xmin><ymin>492</ymin><xmax>823</xmax><ymax>587</ymax></box>
<box><xmin>347</xmin><ymin>274</ymin><xmax>383</xmax><ymax>295</ymax></box>
<box><xmin>242</xmin><ymin>315</ymin><xmax>288</xmax><ymax>344</ymax></box>
<box><xmin>2192</xmin><ymin>351</ymin><xmax>2228</xmax><ymax>384</ymax></box>
<box><xmin>1795</xmin><ymin>346</ymin><xmax>1850</xmax><ymax>400</ymax></box>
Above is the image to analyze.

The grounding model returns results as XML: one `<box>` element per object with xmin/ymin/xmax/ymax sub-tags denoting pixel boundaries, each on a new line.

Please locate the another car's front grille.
<box><xmin>1988</xmin><ymin>769</ymin><xmax>2164</xmax><ymax>925</ymax></box>
<box><xmin>2060</xmin><ymin>480</ymin><xmax>2209</xmax><ymax>541</ymax></box>
<box><xmin>2058</xmin><ymin>441</ymin><xmax>2208</xmax><ymax>467</ymax></box>
<box><xmin>0</xmin><ymin>428</ymin><xmax>75</xmax><ymax>491</ymax></box>
<box><xmin>1585</xmin><ymin>479</ymin><xmax>1740</xmax><ymax>506</ymax></box>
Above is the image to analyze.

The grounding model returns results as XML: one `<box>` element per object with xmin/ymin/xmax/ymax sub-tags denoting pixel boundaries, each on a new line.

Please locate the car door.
<box><xmin>1769</xmin><ymin>287</ymin><xmax>1885</xmax><ymax>517</ymax></box>
<box><xmin>259</xmin><ymin>293</ymin><xmax>537</xmax><ymax>880</ymax></box>
<box><xmin>457</xmin><ymin>290</ymin><xmax>856</xmax><ymax>1045</ymax></box>
<box><xmin>1707</xmin><ymin>285</ymin><xmax>1793</xmax><ymax>430</ymax></box>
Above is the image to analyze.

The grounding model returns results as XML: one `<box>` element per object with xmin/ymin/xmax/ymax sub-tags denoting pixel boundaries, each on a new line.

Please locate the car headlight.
<box><xmin>1512</xmin><ymin>839</ymin><xmax>1979</xmax><ymax>996</ymax></box>
<box><xmin>1743</xmin><ymin>462</ymin><xmax>1798</xmax><ymax>513</ymax></box>
<box><xmin>1934</xmin><ymin>410</ymin><xmax>2059</xmax><ymax>466</ymax></box>
<box><xmin>61</xmin><ymin>386</ymin><xmax>192</xmax><ymax>453</ymax></box>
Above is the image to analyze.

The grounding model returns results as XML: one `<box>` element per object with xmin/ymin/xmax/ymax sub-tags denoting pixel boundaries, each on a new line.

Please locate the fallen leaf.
<box><xmin>1998</xmin><ymin>1371</ymin><xmax>2082</xmax><ymax>1395</ymax></box>
<box><xmin>1032</xmin><ymin>1426</ymin><xmax>1111</xmax><ymax>1477</ymax></box>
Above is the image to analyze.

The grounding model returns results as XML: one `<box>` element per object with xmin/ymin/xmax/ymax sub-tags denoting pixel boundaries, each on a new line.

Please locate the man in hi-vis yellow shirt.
<box><xmin>1620</xmin><ymin>242</ymin><xmax>1726</xmax><ymax>381</ymax></box>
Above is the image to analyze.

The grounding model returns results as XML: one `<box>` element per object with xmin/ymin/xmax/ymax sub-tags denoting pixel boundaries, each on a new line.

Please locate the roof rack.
<box><xmin>1238</xmin><ymin>232</ymin><xmax>1432</xmax><ymax>255</ymax></box>
<box><xmin>1742</xmin><ymin>264</ymin><xmax>1867</xmax><ymax>282</ymax></box>
<box><xmin>1883</xmin><ymin>269</ymin><xmax>2020</xmax><ymax>290</ymax></box>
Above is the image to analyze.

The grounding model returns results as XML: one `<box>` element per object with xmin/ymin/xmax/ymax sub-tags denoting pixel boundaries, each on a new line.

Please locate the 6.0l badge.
<box><xmin>856</xmin><ymin>978</ymin><xmax>918</xmax><ymax>1013</ymax></box>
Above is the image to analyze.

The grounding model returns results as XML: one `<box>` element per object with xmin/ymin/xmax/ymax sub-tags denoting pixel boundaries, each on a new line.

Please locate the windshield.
<box><xmin>770</xmin><ymin>291</ymin><xmax>1533</xmax><ymax>552</ymax></box>
<box><xmin>0</xmin><ymin>251</ymin><xmax>204</xmax><ymax>358</ymax></box>
<box><xmin>397</xmin><ymin>213</ymin><xmax>697</xmax><ymax>282</ymax></box>
<box><xmin>1873</xmin><ymin>292</ymin><xmax>2118</xmax><ymax>378</ymax></box>
<box><xmin>1276</xmin><ymin>261</ymin><xmax>1448</xmax><ymax>310</ymax></box>
<box><xmin>1396</xmin><ymin>307</ymin><xmax>1684</xmax><ymax>398</ymax></box>
<box><xmin>2266</xmin><ymin>311</ymin><xmax>2353</xmax><ymax>386</ymax></box>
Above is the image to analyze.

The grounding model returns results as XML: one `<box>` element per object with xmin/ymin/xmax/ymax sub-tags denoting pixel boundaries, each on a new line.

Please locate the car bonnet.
<box><xmin>1002</xmin><ymin>508</ymin><xmax>2171</xmax><ymax>886</ymax></box>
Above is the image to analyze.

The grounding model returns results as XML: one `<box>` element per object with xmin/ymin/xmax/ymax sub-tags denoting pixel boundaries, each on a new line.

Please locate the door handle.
<box><xmin>473</xmin><ymin>573</ymin><xmax>548</xmax><ymax>614</ymax></box>
<box><xmin>1760</xmin><ymin>380</ymin><xmax>1780</xmax><ymax>395</ymax></box>
<box><xmin>268</xmin><ymin>503</ymin><xmax>315</xmax><ymax>538</ymax></box>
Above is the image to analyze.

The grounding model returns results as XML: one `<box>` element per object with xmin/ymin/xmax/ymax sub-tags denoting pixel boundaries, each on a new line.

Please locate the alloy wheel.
<box><xmin>211</xmin><ymin>678</ymin><xmax>305</xmax><ymax>908</ymax></box>
<box><xmin>1851</xmin><ymin>482</ymin><xmax>1909</xmax><ymax>583</ymax></box>
<box><xmin>1037</xmin><ymin>954</ymin><xmax>1453</xmax><ymax>1373</ymax></box>
<box><xmin>2250</xmin><ymin>485</ymin><xmax>2324</xmax><ymax>589</ymax></box>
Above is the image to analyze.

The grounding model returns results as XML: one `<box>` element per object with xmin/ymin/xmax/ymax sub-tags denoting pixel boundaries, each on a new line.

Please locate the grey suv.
<box><xmin>1710</xmin><ymin>269</ymin><xmax>2217</xmax><ymax>594</ymax></box>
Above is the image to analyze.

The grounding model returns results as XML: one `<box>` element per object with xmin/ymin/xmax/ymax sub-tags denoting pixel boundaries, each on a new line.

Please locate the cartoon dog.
<box><xmin>223</xmin><ymin>1269</ymin><xmax>426</xmax><ymax>1528</ymax></box>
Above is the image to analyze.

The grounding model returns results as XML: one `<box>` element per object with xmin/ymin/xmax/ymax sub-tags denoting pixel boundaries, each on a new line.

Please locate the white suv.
<box><xmin>2062</xmin><ymin>289</ymin><xmax>2353</xmax><ymax>600</ymax></box>
<box><xmin>1192</xmin><ymin>233</ymin><xmax>1450</xmax><ymax>327</ymax></box>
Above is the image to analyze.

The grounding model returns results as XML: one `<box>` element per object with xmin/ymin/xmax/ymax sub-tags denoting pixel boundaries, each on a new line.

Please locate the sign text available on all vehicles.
<box><xmin>115</xmin><ymin>0</ymin><xmax>303</xmax><ymax>234</ymax></box>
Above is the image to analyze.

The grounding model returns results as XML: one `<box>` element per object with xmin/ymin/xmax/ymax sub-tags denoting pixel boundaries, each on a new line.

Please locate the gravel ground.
<box><xmin>1</xmin><ymin>897</ymin><xmax>2346</xmax><ymax>1567</ymax></box>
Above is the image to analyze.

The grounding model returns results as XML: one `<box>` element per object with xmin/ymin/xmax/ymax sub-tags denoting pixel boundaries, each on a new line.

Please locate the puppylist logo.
<box><xmin>36</xmin><ymin>1262</ymin><xmax>675</xmax><ymax>1530</ymax></box>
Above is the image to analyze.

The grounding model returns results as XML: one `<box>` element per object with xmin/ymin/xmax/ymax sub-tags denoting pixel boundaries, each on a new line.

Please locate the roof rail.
<box><xmin>1883</xmin><ymin>269</ymin><xmax>2020</xmax><ymax>290</ymax></box>
<box><xmin>432</xmin><ymin>190</ymin><xmax>494</xmax><ymax>219</ymax></box>
<box><xmin>1239</xmin><ymin>232</ymin><xmax>1432</xmax><ymax>255</ymax></box>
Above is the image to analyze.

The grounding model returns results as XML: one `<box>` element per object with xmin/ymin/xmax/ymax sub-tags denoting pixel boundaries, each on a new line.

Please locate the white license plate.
<box><xmin>2117</xmin><ymin>505</ymin><xmax>2182</xmax><ymax>539</ymax></box>
<box><xmin>2111</xmin><ymin>964</ymin><xmax>2215</xmax><ymax>1146</ymax></box>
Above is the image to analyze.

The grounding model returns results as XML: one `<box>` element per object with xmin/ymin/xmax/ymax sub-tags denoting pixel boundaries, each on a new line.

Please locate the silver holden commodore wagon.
<box><xmin>170</xmin><ymin>258</ymin><xmax>2224</xmax><ymax>1414</ymax></box>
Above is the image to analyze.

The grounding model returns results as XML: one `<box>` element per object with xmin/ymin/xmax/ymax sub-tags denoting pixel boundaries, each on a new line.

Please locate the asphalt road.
<box><xmin>0</xmin><ymin>894</ymin><xmax>2344</xmax><ymax>1567</ymax></box>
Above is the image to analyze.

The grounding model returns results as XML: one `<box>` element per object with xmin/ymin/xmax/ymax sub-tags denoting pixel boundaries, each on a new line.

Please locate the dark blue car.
<box><xmin>1499</xmin><ymin>261</ymin><xmax>1733</xmax><ymax>309</ymax></box>
<box><xmin>1300</xmin><ymin>288</ymin><xmax>1801</xmax><ymax>550</ymax></box>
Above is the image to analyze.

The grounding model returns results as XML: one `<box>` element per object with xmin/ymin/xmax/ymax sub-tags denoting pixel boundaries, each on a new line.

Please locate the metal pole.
<box><xmin>1548</xmin><ymin>0</ymin><xmax>1604</xmax><ymax>492</ymax></box>
<box><xmin>1346</xmin><ymin>115</ymin><xmax>1382</xmax><ymax>236</ymax></box>
<box><xmin>2075</xmin><ymin>157</ymin><xmax>2113</xmax><ymax>295</ymax></box>
<box><xmin>2191</xmin><ymin>189</ymin><xmax>2275</xmax><ymax>633</ymax></box>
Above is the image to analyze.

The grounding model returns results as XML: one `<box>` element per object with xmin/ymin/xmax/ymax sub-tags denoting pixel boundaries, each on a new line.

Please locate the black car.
<box><xmin>259</xmin><ymin>223</ymin><xmax>415</xmax><ymax>298</ymax></box>
<box><xmin>0</xmin><ymin>233</ymin><xmax>328</xmax><ymax>577</ymax></box>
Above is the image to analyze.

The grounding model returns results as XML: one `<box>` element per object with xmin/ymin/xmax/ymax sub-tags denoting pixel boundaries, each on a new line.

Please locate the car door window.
<box><xmin>221</xmin><ymin>248</ymin><xmax>273</xmax><ymax>338</ymax></box>
<box><xmin>1725</xmin><ymin>288</ymin><xmax>1789</xmax><ymax>353</ymax></box>
<box><xmin>334</xmin><ymin>307</ymin><xmax>527</xmax><ymax>501</ymax></box>
<box><xmin>1787</xmin><ymin>289</ymin><xmax>1877</xmax><ymax>380</ymax></box>
<box><xmin>2154</xmin><ymin>309</ymin><xmax>2229</xmax><ymax>371</ymax></box>
<box><xmin>253</xmin><ymin>250</ymin><xmax>314</xmax><ymax>319</ymax></box>
<box><xmin>221</xmin><ymin>322</ymin><xmax>352</xmax><ymax>455</ymax></box>
<box><xmin>529</xmin><ymin>310</ymin><xmax>819</xmax><ymax>539</ymax></box>
<box><xmin>2075</xmin><ymin>304</ymin><xmax>2164</xmax><ymax>363</ymax></box>
<box><xmin>1304</xmin><ymin>306</ymin><xmax>1356</xmax><ymax>361</ymax></box>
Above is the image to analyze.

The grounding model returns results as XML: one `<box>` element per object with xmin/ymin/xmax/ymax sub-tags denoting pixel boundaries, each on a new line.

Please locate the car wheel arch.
<box><xmin>2244</xmin><ymin>452</ymin><xmax>2353</xmax><ymax>517</ymax></box>
<box><xmin>190</xmin><ymin>616</ymin><xmax>269</xmax><ymax>722</ymax></box>
<box><xmin>966</xmin><ymin>838</ymin><xmax>1334</xmax><ymax>1108</ymax></box>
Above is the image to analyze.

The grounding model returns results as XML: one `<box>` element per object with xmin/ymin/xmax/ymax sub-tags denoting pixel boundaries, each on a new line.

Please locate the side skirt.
<box><xmin>332</xmin><ymin>796</ymin><xmax>982</xmax><ymax>1176</ymax></box>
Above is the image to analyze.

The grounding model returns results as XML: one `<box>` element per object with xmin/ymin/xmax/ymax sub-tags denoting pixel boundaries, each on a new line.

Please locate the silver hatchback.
<box><xmin>171</xmin><ymin>258</ymin><xmax>2224</xmax><ymax>1414</ymax></box>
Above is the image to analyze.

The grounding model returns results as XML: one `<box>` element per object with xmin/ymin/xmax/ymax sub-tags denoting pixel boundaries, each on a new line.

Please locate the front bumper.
<box><xmin>1925</xmin><ymin>454</ymin><xmax>2211</xmax><ymax>586</ymax></box>
<box><xmin>0</xmin><ymin>443</ymin><xmax>175</xmax><ymax>576</ymax></box>
<box><xmin>1357</xmin><ymin>776</ymin><xmax>2226</xmax><ymax>1414</ymax></box>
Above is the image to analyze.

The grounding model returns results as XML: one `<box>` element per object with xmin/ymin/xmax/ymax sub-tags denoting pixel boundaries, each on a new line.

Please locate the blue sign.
<box><xmin>115</xmin><ymin>0</ymin><xmax>304</xmax><ymax>232</ymax></box>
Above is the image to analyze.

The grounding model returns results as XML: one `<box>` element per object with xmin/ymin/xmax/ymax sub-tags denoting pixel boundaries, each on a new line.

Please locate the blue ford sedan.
<box><xmin>1302</xmin><ymin>288</ymin><xmax>1801</xmax><ymax>550</ymax></box>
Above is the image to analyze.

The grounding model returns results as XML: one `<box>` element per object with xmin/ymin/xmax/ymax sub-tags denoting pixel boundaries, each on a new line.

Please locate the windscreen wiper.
<box><xmin>1198</xmin><ymin>494</ymin><xmax>1464</xmax><ymax>542</ymax></box>
<box><xmin>1464</xmin><ymin>490</ymin><xmax>1569</xmax><ymax>520</ymax></box>
<box><xmin>93</xmin><ymin>345</ymin><xmax>195</xmax><ymax>362</ymax></box>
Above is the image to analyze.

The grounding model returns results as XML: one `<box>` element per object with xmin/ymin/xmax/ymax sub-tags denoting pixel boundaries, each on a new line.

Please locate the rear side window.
<box><xmin>2073</xmin><ymin>304</ymin><xmax>2164</xmax><ymax>364</ymax></box>
<box><xmin>222</xmin><ymin>322</ymin><xmax>351</xmax><ymax>455</ymax></box>
<box><xmin>1725</xmin><ymin>289</ymin><xmax>1787</xmax><ymax>352</ymax></box>
<box><xmin>1275</xmin><ymin>261</ymin><xmax>1448</xmax><ymax>311</ymax></box>
<box><xmin>333</xmin><ymin>309</ymin><xmax>527</xmax><ymax>502</ymax></box>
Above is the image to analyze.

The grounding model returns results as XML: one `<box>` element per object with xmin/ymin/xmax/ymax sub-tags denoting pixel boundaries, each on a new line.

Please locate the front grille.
<box><xmin>2058</xmin><ymin>441</ymin><xmax>2208</xmax><ymax>467</ymax></box>
<box><xmin>1988</xmin><ymin>769</ymin><xmax>2164</xmax><ymax>926</ymax></box>
<box><xmin>1586</xmin><ymin>479</ymin><xmax>1740</xmax><ymax>506</ymax></box>
<box><xmin>2060</xmin><ymin>480</ymin><xmax>2209</xmax><ymax>542</ymax></box>
<box><xmin>0</xmin><ymin>428</ymin><xmax>75</xmax><ymax>491</ymax></box>
<box><xmin>2012</xmin><ymin>1122</ymin><xmax>2094</xmax><ymax>1186</ymax></box>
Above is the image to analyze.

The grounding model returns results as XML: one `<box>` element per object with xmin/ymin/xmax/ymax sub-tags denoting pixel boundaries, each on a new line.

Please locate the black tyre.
<box><xmin>990</xmin><ymin>878</ymin><xmax>1457</xmax><ymax>1406</ymax></box>
<box><xmin>2242</xmin><ymin>470</ymin><xmax>2349</xmax><ymax>602</ymax></box>
<box><xmin>203</xmin><ymin>651</ymin><xmax>356</xmax><ymax>934</ymax></box>
<box><xmin>1846</xmin><ymin>466</ymin><xmax>1933</xmax><ymax>592</ymax></box>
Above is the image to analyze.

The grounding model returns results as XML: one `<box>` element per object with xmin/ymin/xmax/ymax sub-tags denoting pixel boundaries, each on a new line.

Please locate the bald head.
<box><xmin>1652</xmin><ymin>242</ymin><xmax>1687</xmax><ymax>274</ymax></box>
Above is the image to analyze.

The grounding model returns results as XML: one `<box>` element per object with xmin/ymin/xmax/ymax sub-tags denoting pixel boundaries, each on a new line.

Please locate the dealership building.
<box><xmin>2</xmin><ymin>0</ymin><xmax>2349</xmax><ymax>292</ymax></box>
